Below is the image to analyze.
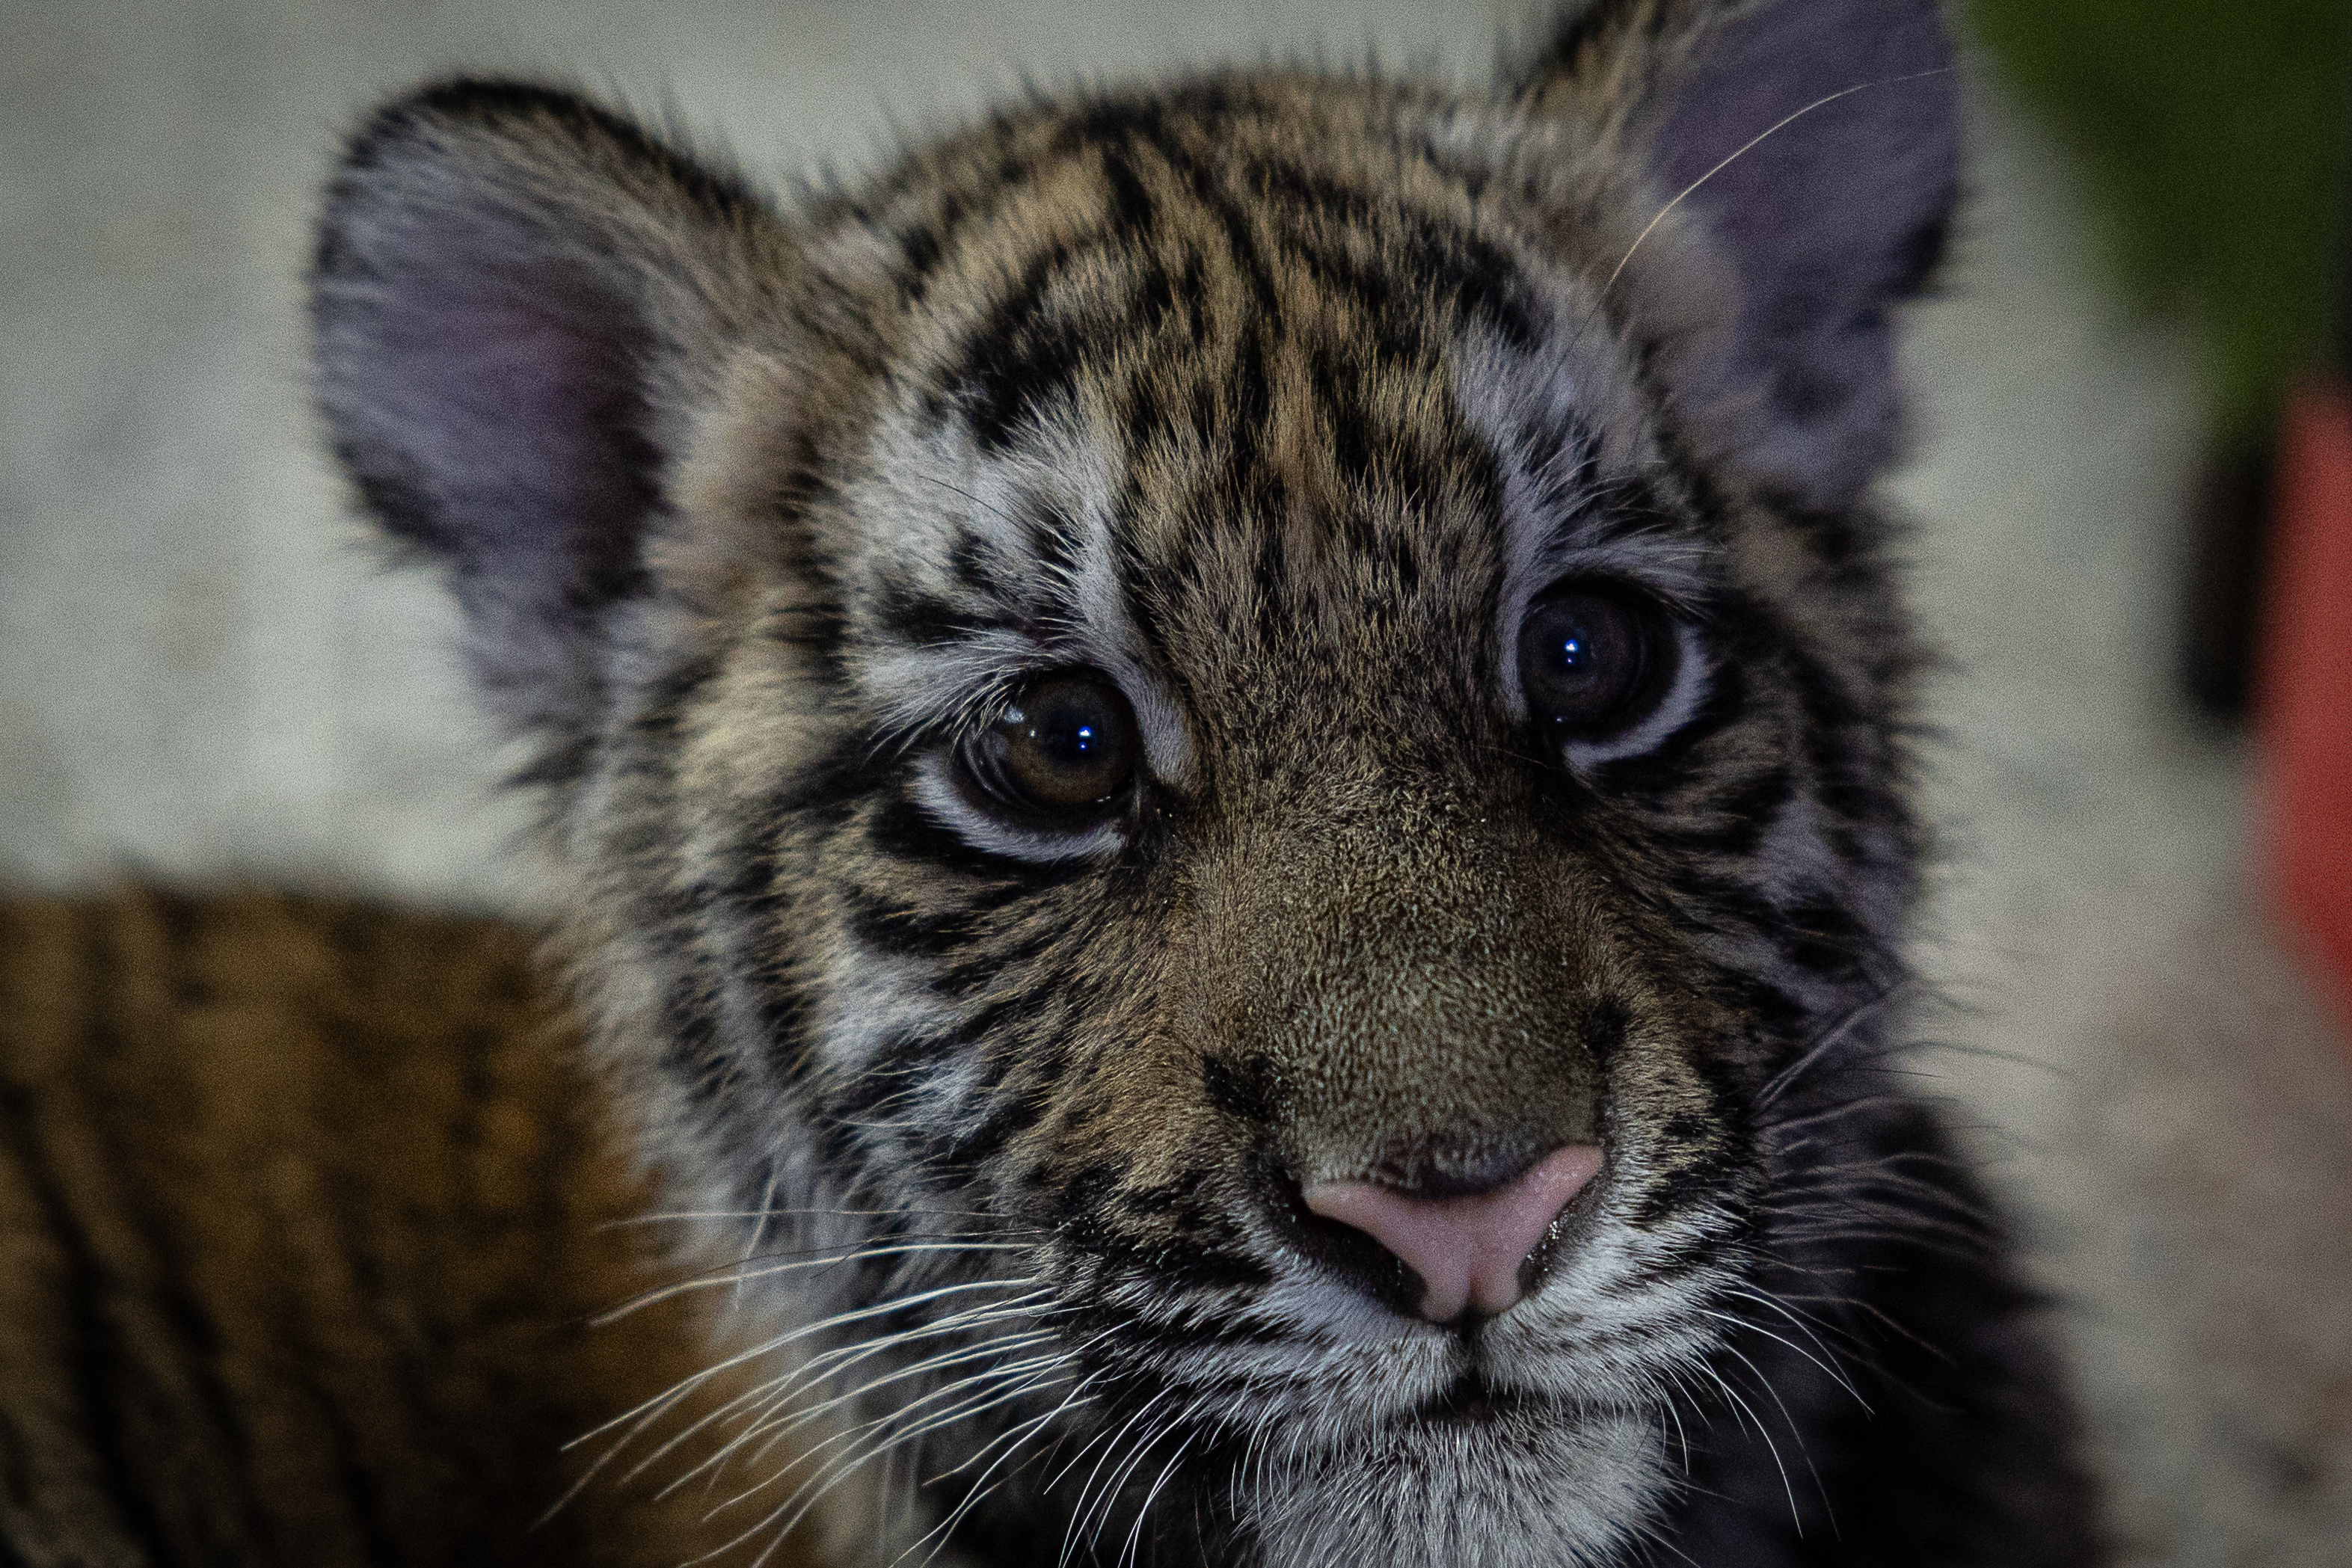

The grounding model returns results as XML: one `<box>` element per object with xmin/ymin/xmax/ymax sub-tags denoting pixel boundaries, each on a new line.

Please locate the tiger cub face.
<box><xmin>313</xmin><ymin>0</ymin><xmax>1961</xmax><ymax>1562</ymax></box>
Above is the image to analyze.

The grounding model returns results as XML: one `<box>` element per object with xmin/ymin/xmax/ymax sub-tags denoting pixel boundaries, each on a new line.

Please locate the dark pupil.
<box><xmin>992</xmin><ymin>676</ymin><xmax>1136</xmax><ymax>809</ymax></box>
<box><xmin>1034</xmin><ymin>705</ymin><xmax>1104</xmax><ymax>765</ymax></box>
<box><xmin>1520</xmin><ymin>590</ymin><xmax>1652</xmax><ymax>734</ymax></box>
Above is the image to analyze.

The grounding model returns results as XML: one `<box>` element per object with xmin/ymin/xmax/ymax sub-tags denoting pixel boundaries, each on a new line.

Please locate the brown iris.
<box><xmin>965</xmin><ymin>671</ymin><xmax>1141</xmax><ymax>817</ymax></box>
<box><xmin>1518</xmin><ymin>581</ymin><xmax>1677</xmax><ymax>740</ymax></box>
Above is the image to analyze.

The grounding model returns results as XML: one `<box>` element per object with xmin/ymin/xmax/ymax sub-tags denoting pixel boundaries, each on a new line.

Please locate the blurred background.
<box><xmin>1</xmin><ymin>1</ymin><xmax>2348</xmax><ymax>1560</ymax></box>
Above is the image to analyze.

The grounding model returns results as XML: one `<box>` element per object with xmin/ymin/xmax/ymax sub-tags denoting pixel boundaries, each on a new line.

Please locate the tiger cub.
<box><xmin>304</xmin><ymin>0</ymin><xmax>2101</xmax><ymax>1562</ymax></box>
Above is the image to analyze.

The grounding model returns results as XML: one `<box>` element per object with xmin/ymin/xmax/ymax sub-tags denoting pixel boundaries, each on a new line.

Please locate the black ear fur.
<box><xmin>310</xmin><ymin>80</ymin><xmax>788</xmax><ymax>764</ymax></box>
<box><xmin>1539</xmin><ymin>0</ymin><xmax>1959</xmax><ymax>511</ymax></box>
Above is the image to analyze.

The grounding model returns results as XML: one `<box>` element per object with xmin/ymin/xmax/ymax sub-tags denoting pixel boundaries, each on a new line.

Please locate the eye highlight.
<box><xmin>1517</xmin><ymin>582</ymin><xmax>1678</xmax><ymax>743</ymax></box>
<box><xmin>961</xmin><ymin>671</ymin><xmax>1140</xmax><ymax>819</ymax></box>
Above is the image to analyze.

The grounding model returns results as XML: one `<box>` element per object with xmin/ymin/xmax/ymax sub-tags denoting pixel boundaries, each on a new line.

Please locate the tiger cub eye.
<box><xmin>974</xmin><ymin>672</ymin><xmax>1140</xmax><ymax>814</ymax></box>
<box><xmin>1518</xmin><ymin>582</ymin><xmax>1676</xmax><ymax>740</ymax></box>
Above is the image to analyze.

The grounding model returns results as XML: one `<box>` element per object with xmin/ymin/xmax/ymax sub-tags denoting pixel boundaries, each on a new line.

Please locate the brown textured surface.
<box><xmin>0</xmin><ymin>891</ymin><xmax>802</xmax><ymax>1568</ymax></box>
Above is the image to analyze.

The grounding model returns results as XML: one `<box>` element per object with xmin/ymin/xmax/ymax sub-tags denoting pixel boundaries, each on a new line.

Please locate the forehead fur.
<box><xmin>791</xmin><ymin>72</ymin><xmax>1724</xmax><ymax>793</ymax></box>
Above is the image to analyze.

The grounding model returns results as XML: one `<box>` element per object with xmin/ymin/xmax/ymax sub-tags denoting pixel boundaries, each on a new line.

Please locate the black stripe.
<box><xmin>0</xmin><ymin>1515</ymin><xmax>35</xmax><ymax>1568</ymax></box>
<box><xmin>1523</xmin><ymin>3</ymin><xmax>1631</xmax><ymax>95</ymax></box>
<box><xmin>1583</xmin><ymin>999</ymin><xmax>1630</xmax><ymax>1066</ymax></box>
<box><xmin>862</xmin><ymin>790</ymin><xmax>1092</xmax><ymax>887</ymax></box>
<box><xmin>284</xmin><ymin>1364</ymin><xmax>404</xmax><ymax>1568</ymax></box>
<box><xmin>1087</xmin><ymin>126</ymin><xmax>1160</xmax><ymax>239</ymax></box>
<box><xmin>839</xmin><ymin>887</ymin><xmax>981</xmax><ymax>960</ymax></box>
<box><xmin>871</xmin><ymin>578</ymin><xmax>994</xmax><ymax>648</ymax></box>
<box><xmin>942</xmin><ymin>1092</ymin><xmax>1043</xmax><ymax>1166</ymax></box>
<box><xmin>1606</xmin><ymin>1246</ymin><xmax>1719</xmax><ymax>1293</ymax></box>
<box><xmin>924</xmin><ymin>117</ymin><xmax>1184</xmax><ymax>450</ymax></box>
<box><xmin>1250</xmin><ymin>156</ymin><xmax>1540</xmax><ymax>351</ymax></box>
<box><xmin>954</xmin><ymin>237</ymin><xmax>1087</xmax><ymax>452</ymax></box>
<box><xmin>657</xmin><ymin>977</ymin><xmax>737</xmax><ymax>1107</ymax></box>
<box><xmin>0</xmin><ymin>1405</ymin><xmax>32</xmax><ymax>1513</ymax></box>
<box><xmin>104</xmin><ymin>910</ymin><xmax>280</xmax><ymax>1558</ymax></box>
<box><xmin>1630</xmin><ymin>1075</ymin><xmax>1753</xmax><ymax>1227</ymax></box>
<box><xmin>1654</xmin><ymin>763</ymin><xmax>1797</xmax><ymax>860</ymax></box>
<box><xmin>761</xmin><ymin>732</ymin><xmax>893</xmax><ymax>827</ymax></box>
<box><xmin>1776</xmin><ymin>891</ymin><xmax>1876</xmax><ymax>985</ymax></box>
<box><xmin>893</xmin><ymin>187</ymin><xmax>978</xmax><ymax>307</ymax></box>
<box><xmin>305</xmin><ymin>1105</ymin><xmax>455</xmax><ymax>1508</ymax></box>
<box><xmin>930</xmin><ymin>914</ymin><xmax>1075</xmax><ymax>999</ymax></box>
<box><xmin>1200</xmin><ymin>1052</ymin><xmax>1281</xmax><ymax>1127</ymax></box>
<box><xmin>630</xmin><ymin>649</ymin><xmax>723</xmax><ymax>741</ymax></box>
<box><xmin>1054</xmin><ymin>1160</ymin><xmax>1276</xmax><ymax>1294</ymax></box>
<box><xmin>0</xmin><ymin>1077</ymin><xmax>185</xmax><ymax>1567</ymax></box>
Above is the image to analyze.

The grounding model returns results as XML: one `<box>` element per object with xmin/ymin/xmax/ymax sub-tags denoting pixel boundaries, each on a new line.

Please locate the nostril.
<box><xmin>1368</xmin><ymin>1142</ymin><xmax>1539</xmax><ymax>1201</ymax></box>
<box><xmin>1303</xmin><ymin>1144</ymin><xmax>1603</xmax><ymax>1322</ymax></box>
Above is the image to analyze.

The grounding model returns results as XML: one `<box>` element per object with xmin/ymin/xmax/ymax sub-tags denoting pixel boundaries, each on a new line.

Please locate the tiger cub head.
<box><xmin>313</xmin><ymin>0</ymin><xmax>1956</xmax><ymax>1561</ymax></box>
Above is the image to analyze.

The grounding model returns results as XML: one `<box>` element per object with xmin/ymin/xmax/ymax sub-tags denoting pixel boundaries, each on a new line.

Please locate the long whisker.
<box><xmin>573</xmin><ymin>1274</ymin><xmax>1046</xmax><ymax>1455</ymax></box>
<box><xmin>593</xmin><ymin>1239</ymin><xmax>1036</xmax><ymax>1324</ymax></box>
<box><xmin>1603</xmin><ymin>67</ymin><xmax>1956</xmax><ymax>296</ymax></box>
<box><xmin>1754</xmin><ymin>981</ymin><xmax>1909</xmax><ymax>1110</ymax></box>
<box><xmin>716</xmin><ymin>1354</ymin><xmax>1084</xmax><ymax>1565</ymax></box>
<box><xmin>897</xmin><ymin>1387</ymin><xmax>1097</xmax><ymax>1568</ymax></box>
<box><xmin>1695</xmin><ymin>1357</ymin><xmax>1800</xmax><ymax>1532</ymax></box>
<box><xmin>554</xmin><ymin>1285</ymin><xmax>1054</xmax><ymax>1532</ymax></box>
<box><xmin>1055</xmin><ymin>1386</ymin><xmax>1174</xmax><ymax>1564</ymax></box>
<box><xmin>721</xmin><ymin>1332</ymin><xmax>1068</xmax><ymax>1481</ymax></box>
<box><xmin>608</xmin><ymin>1206</ymin><xmax>1048</xmax><ymax>1226</ymax></box>
<box><xmin>1120</xmin><ymin>1415</ymin><xmax>1206</xmax><ymax>1568</ymax></box>
<box><xmin>648</xmin><ymin>1317</ymin><xmax>1063</xmax><ymax>1495</ymax></box>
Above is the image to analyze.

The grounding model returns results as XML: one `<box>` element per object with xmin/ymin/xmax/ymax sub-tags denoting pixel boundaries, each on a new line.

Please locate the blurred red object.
<box><xmin>2259</xmin><ymin>376</ymin><xmax>2352</xmax><ymax>1034</ymax></box>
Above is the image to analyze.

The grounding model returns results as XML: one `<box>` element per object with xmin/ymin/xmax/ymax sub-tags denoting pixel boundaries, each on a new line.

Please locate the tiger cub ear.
<box><xmin>310</xmin><ymin>80</ymin><xmax>793</xmax><ymax>754</ymax></box>
<box><xmin>1534</xmin><ymin>0</ymin><xmax>1959</xmax><ymax>512</ymax></box>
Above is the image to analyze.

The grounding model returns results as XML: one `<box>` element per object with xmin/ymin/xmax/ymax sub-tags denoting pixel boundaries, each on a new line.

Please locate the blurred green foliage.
<box><xmin>1965</xmin><ymin>0</ymin><xmax>2352</xmax><ymax>445</ymax></box>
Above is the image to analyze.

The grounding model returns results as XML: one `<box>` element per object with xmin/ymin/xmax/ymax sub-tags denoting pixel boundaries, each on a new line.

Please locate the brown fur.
<box><xmin>0</xmin><ymin>891</ymin><xmax>808</xmax><ymax>1568</ymax></box>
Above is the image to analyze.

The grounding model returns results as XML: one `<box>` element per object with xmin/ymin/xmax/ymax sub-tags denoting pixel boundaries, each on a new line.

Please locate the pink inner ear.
<box><xmin>1640</xmin><ymin>0</ymin><xmax>1955</xmax><ymax>513</ymax></box>
<box><xmin>1305</xmin><ymin>1144</ymin><xmax>1604</xmax><ymax>1322</ymax></box>
<box><xmin>393</xmin><ymin>296</ymin><xmax>624</xmax><ymax>512</ymax></box>
<box><xmin>363</xmin><ymin>274</ymin><xmax>656</xmax><ymax>619</ymax></box>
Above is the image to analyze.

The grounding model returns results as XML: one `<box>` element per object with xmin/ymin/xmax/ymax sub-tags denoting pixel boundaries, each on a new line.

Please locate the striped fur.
<box><xmin>300</xmin><ymin>1</ymin><xmax>2097</xmax><ymax>1563</ymax></box>
<box><xmin>0</xmin><ymin>891</ymin><xmax>825</xmax><ymax>1568</ymax></box>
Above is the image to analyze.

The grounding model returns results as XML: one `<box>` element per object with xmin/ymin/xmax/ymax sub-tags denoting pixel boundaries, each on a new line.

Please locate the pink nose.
<box><xmin>1303</xmin><ymin>1144</ymin><xmax>1603</xmax><ymax>1322</ymax></box>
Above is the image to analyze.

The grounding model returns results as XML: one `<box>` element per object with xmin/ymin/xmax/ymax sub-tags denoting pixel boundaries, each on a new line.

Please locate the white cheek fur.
<box><xmin>907</xmin><ymin>751</ymin><xmax>1127</xmax><ymax>865</ymax></box>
